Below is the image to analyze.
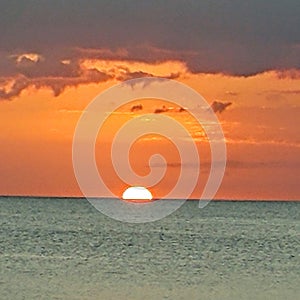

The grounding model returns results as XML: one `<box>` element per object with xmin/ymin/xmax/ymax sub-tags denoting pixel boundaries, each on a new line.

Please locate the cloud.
<box><xmin>0</xmin><ymin>50</ymin><xmax>182</xmax><ymax>100</ymax></box>
<box><xmin>0</xmin><ymin>68</ymin><xmax>112</xmax><ymax>100</ymax></box>
<box><xmin>261</xmin><ymin>89</ymin><xmax>300</xmax><ymax>96</ymax></box>
<box><xmin>13</xmin><ymin>53</ymin><xmax>43</xmax><ymax>64</ymax></box>
<box><xmin>114</xmin><ymin>64</ymin><xmax>181</xmax><ymax>82</ymax></box>
<box><xmin>225</xmin><ymin>138</ymin><xmax>300</xmax><ymax>148</ymax></box>
<box><xmin>211</xmin><ymin>101</ymin><xmax>232</xmax><ymax>113</ymax></box>
<box><xmin>0</xmin><ymin>75</ymin><xmax>29</xmax><ymax>100</ymax></box>
<box><xmin>149</xmin><ymin>159</ymin><xmax>300</xmax><ymax>170</ymax></box>
<box><xmin>119</xmin><ymin>69</ymin><xmax>181</xmax><ymax>89</ymax></box>
<box><xmin>0</xmin><ymin>1</ymin><xmax>299</xmax><ymax>99</ymax></box>
<box><xmin>116</xmin><ymin>69</ymin><xmax>155</xmax><ymax>81</ymax></box>
<box><xmin>130</xmin><ymin>104</ymin><xmax>143</xmax><ymax>112</ymax></box>
<box><xmin>74</xmin><ymin>47</ymin><xmax>129</xmax><ymax>60</ymax></box>
<box><xmin>275</xmin><ymin>69</ymin><xmax>300</xmax><ymax>80</ymax></box>
<box><xmin>0</xmin><ymin>1</ymin><xmax>299</xmax><ymax>76</ymax></box>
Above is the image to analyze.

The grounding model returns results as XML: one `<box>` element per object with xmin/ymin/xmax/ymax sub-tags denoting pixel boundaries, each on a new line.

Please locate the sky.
<box><xmin>0</xmin><ymin>1</ymin><xmax>299</xmax><ymax>199</ymax></box>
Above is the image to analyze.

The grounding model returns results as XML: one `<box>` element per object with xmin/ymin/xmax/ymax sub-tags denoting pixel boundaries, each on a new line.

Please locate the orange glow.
<box><xmin>0</xmin><ymin>59</ymin><xmax>299</xmax><ymax>199</ymax></box>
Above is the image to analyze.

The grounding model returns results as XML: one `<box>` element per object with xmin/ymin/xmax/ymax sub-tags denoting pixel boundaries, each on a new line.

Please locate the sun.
<box><xmin>122</xmin><ymin>186</ymin><xmax>153</xmax><ymax>202</ymax></box>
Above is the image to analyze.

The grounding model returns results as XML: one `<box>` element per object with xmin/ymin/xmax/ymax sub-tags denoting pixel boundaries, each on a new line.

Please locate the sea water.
<box><xmin>0</xmin><ymin>197</ymin><xmax>299</xmax><ymax>299</ymax></box>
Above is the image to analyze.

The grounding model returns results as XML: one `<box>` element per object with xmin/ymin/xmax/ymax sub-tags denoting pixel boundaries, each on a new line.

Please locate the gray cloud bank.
<box><xmin>0</xmin><ymin>0</ymin><xmax>299</xmax><ymax>99</ymax></box>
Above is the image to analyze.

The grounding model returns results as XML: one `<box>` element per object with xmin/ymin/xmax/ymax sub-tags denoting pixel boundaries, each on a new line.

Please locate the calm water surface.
<box><xmin>0</xmin><ymin>197</ymin><xmax>299</xmax><ymax>299</ymax></box>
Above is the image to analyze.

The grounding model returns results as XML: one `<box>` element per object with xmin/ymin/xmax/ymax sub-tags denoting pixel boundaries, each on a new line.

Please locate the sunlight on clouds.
<box><xmin>61</xmin><ymin>59</ymin><xmax>71</xmax><ymax>65</ymax></box>
<box><xmin>14</xmin><ymin>53</ymin><xmax>43</xmax><ymax>64</ymax></box>
<box><xmin>80</xmin><ymin>59</ymin><xmax>187</xmax><ymax>79</ymax></box>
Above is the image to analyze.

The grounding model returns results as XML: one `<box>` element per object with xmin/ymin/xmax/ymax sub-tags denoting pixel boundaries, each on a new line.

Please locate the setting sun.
<box><xmin>122</xmin><ymin>186</ymin><xmax>153</xmax><ymax>202</ymax></box>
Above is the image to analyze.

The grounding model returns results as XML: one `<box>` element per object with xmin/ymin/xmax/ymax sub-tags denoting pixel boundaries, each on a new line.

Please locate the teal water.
<box><xmin>0</xmin><ymin>197</ymin><xmax>299</xmax><ymax>299</ymax></box>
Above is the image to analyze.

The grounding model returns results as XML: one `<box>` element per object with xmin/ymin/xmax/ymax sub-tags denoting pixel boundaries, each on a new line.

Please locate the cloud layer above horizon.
<box><xmin>0</xmin><ymin>0</ymin><xmax>299</xmax><ymax>100</ymax></box>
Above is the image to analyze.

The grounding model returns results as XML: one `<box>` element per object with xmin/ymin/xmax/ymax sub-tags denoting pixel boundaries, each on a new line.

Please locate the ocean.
<box><xmin>0</xmin><ymin>197</ymin><xmax>299</xmax><ymax>299</ymax></box>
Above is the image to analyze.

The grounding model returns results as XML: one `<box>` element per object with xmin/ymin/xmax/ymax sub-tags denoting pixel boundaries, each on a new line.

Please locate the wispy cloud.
<box><xmin>225</xmin><ymin>138</ymin><xmax>300</xmax><ymax>148</ymax></box>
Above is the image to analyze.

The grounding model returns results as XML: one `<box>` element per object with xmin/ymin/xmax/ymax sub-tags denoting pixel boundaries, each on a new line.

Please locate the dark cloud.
<box><xmin>0</xmin><ymin>68</ymin><xmax>112</xmax><ymax>100</ymax></box>
<box><xmin>275</xmin><ymin>69</ymin><xmax>300</xmax><ymax>80</ymax></box>
<box><xmin>0</xmin><ymin>52</ymin><xmax>180</xmax><ymax>100</ymax></box>
<box><xmin>0</xmin><ymin>1</ymin><xmax>299</xmax><ymax>76</ymax></box>
<box><xmin>119</xmin><ymin>72</ymin><xmax>181</xmax><ymax>89</ymax></box>
<box><xmin>211</xmin><ymin>101</ymin><xmax>232</xmax><ymax>113</ymax></box>
<box><xmin>153</xmin><ymin>105</ymin><xmax>186</xmax><ymax>114</ymax></box>
<box><xmin>130</xmin><ymin>104</ymin><xmax>143</xmax><ymax>112</ymax></box>
<box><xmin>154</xmin><ymin>106</ymin><xmax>169</xmax><ymax>114</ymax></box>
<box><xmin>119</xmin><ymin>70</ymin><xmax>180</xmax><ymax>82</ymax></box>
<box><xmin>0</xmin><ymin>0</ymin><xmax>299</xmax><ymax>100</ymax></box>
<box><xmin>0</xmin><ymin>74</ymin><xmax>29</xmax><ymax>100</ymax></box>
<box><xmin>116</xmin><ymin>69</ymin><xmax>155</xmax><ymax>82</ymax></box>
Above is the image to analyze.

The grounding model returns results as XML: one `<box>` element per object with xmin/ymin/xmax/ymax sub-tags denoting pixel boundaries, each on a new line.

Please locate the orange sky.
<box><xmin>0</xmin><ymin>59</ymin><xmax>299</xmax><ymax>200</ymax></box>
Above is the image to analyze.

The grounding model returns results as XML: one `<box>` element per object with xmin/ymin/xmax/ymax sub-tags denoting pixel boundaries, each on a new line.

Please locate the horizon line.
<box><xmin>0</xmin><ymin>195</ymin><xmax>299</xmax><ymax>202</ymax></box>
